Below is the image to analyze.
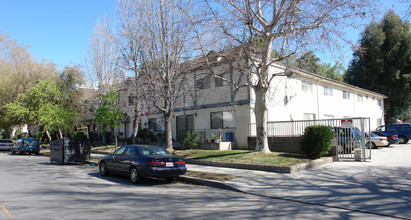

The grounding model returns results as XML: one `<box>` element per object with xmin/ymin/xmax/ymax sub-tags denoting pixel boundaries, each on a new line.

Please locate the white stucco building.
<box><xmin>114</xmin><ymin>52</ymin><xmax>386</xmax><ymax>149</ymax></box>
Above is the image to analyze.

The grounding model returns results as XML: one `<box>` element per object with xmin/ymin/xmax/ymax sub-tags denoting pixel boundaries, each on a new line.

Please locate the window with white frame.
<box><xmin>343</xmin><ymin>90</ymin><xmax>350</xmax><ymax>100</ymax></box>
<box><xmin>323</xmin><ymin>86</ymin><xmax>333</xmax><ymax>96</ymax></box>
<box><xmin>302</xmin><ymin>81</ymin><xmax>313</xmax><ymax>93</ymax></box>
<box><xmin>210</xmin><ymin>110</ymin><xmax>236</xmax><ymax>129</ymax></box>
<box><xmin>377</xmin><ymin>99</ymin><xmax>382</xmax><ymax>106</ymax></box>
<box><xmin>357</xmin><ymin>94</ymin><xmax>363</xmax><ymax>102</ymax></box>
<box><xmin>324</xmin><ymin>114</ymin><xmax>334</xmax><ymax>119</ymax></box>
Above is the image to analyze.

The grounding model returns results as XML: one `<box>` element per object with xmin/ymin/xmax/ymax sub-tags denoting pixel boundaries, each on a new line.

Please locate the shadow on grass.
<box><xmin>190</xmin><ymin>151</ymin><xmax>253</xmax><ymax>160</ymax></box>
<box><xmin>277</xmin><ymin>153</ymin><xmax>309</xmax><ymax>159</ymax></box>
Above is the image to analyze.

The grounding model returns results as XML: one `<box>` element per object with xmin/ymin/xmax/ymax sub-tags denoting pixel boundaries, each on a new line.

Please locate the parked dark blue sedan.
<box><xmin>99</xmin><ymin>145</ymin><xmax>186</xmax><ymax>183</ymax></box>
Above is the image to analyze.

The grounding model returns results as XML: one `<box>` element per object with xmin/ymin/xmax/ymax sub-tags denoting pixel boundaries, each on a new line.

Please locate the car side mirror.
<box><xmin>108</xmin><ymin>152</ymin><xmax>113</xmax><ymax>156</ymax></box>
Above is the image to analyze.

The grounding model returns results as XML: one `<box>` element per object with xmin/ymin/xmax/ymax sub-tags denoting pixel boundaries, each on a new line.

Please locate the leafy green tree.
<box><xmin>94</xmin><ymin>88</ymin><xmax>125</xmax><ymax>149</ymax></box>
<box><xmin>295</xmin><ymin>51</ymin><xmax>344</xmax><ymax>82</ymax></box>
<box><xmin>345</xmin><ymin>11</ymin><xmax>411</xmax><ymax>123</ymax></box>
<box><xmin>39</xmin><ymin>103</ymin><xmax>74</xmax><ymax>139</ymax></box>
<box><xmin>0</xmin><ymin>32</ymin><xmax>58</xmax><ymax>135</ymax></box>
<box><xmin>318</xmin><ymin>63</ymin><xmax>345</xmax><ymax>82</ymax></box>
<box><xmin>5</xmin><ymin>81</ymin><xmax>72</xmax><ymax>141</ymax></box>
<box><xmin>57</xmin><ymin>65</ymin><xmax>85</xmax><ymax>129</ymax></box>
<box><xmin>295</xmin><ymin>51</ymin><xmax>321</xmax><ymax>74</ymax></box>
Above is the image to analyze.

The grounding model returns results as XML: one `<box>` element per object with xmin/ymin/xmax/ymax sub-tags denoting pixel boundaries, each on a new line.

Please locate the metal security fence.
<box><xmin>249</xmin><ymin>118</ymin><xmax>371</xmax><ymax>161</ymax></box>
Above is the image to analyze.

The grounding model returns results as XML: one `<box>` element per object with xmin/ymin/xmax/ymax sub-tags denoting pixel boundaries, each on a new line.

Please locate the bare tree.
<box><xmin>116</xmin><ymin>0</ymin><xmax>145</xmax><ymax>144</ymax></box>
<box><xmin>86</xmin><ymin>16</ymin><xmax>124</xmax><ymax>95</ymax></box>
<box><xmin>194</xmin><ymin>0</ymin><xmax>377</xmax><ymax>152</ymax></box>
<box><xmin>116</xmin><ymin>0</ymin><xmax>197</xmax><ymax>151</ymax></box>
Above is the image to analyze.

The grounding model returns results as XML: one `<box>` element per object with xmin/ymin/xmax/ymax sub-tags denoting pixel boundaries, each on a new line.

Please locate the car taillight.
<box><xmin>174</xmin><ymin>161</ymin><xmax>185</xmax><ymax>165</ymax></box>
<box><xmin>148</xmin><ymin>161</ymin><xmax>165</xmax><ymax>166</ymax></box>
<box><xmin>391</xmin><ymin>136</ymin><xmax>396</xmax><ymax>139</ymax></box>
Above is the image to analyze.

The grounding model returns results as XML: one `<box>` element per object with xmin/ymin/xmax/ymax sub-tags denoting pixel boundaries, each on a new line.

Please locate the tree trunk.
<box><xmin>132</xmin><ymin>110</ymin><xmax>139</xmax><ymax>144</ymax></box>
<box><xmin>113</xmin><ymin>128</ymin><xmax>118</xmax><ymax>150</ymax></box>
<box><xmin>254</xmin><ymin>87</ymin><xmax>270</xmax><ymax>152</ymax></box>
<box><xmin>58</xmin><ymin>128</ymin><xmax>63</xmax><ymax>139</ymax></box>
<box><xmin>165</xmin><ymin>115</ymin><xmax>173</xmax><ymax>152</ymax></box>
<box><xmin>45</xmin><ymin>130</ymin><xmax>52</xmax><ymax>143</ymax></box>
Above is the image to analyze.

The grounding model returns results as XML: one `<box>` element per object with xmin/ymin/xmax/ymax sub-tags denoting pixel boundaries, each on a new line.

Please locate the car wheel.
<box><xmin>99</xmin><ymin>161</ymin><xmax>109</xmax><ymax>176</ymax></box>
<box><xmin>130</xmin><ymin>167</ymin><xmax>141</xmax><ymax>184</ymax></box>
<box><xmin>369</xmin><ymin>142</ymin><xmax>376</xmax><ymax>149</ymax></box>
<box><xmin>35</xmin><ymin>152</ymin><xmax>39</xmax><ymax>155</ymax></box>
<box><xmin>11</xmin><ymin>149</ymin><xmax>15</xmax><ymax>155</ymax></box>
<box><xmin>17</xmin><ymin>148</ymin><xmax>22</xmax><ymax>155</ymax></box>
<box><xmin>398</xmin><ymin>136</ymin><xmax>408</xmax><ymax>144</ymax></box>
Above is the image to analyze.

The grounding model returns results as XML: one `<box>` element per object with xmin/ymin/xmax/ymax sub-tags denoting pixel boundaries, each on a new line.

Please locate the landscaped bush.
<box><xmin>70</xmin><ymin>130</ymin><xmax>87</xmax><ymax>139</ymax></box>
<box><xmin>183</xmin><ymin>130</ymin><xmax>199</xmax><ymax>149</ymax></box>
<box><xmin>300</xmin><ymin>125</ymin><xmax>334</xmax><ymax>159</ymax></box>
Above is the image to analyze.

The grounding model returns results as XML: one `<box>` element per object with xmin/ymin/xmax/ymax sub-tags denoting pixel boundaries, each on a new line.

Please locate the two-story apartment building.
<box><xmin>114</xmin><ymin>51</ymin><xmax>386</xmax><ymax>149</ymax></box>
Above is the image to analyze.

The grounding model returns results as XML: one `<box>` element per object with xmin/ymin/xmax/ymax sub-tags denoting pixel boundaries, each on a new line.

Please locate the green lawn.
<box><xmin>173</xmin><ymin>149</ymin><xmax>310</xmax><ymax>167</ymax></box>
<box><xmin>91</xmin><ymin>146</ymin><xmax>311</xmax><ymax>167</ymax></box>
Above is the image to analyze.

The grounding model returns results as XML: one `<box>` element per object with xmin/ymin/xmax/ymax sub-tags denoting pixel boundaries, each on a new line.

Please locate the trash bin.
<box><xmin>50</xmin><ymin>138</ymin><xmax>91</xmax><ymax>164</ymax></box>
<box><xmin>226</xmin><ymin>132</ymin><xmax>234</xmax><ymax>142</ymax></box>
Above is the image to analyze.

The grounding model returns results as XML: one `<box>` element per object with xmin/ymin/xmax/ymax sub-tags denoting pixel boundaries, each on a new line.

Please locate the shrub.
<box><xmin>183</xmin><ymin>131</ymin><xmax>199</xmax><ymax>149</ymax></box>
<box><xmin>300</xmin><ymin>125</ymin><xmax>334</xmax><ymax>159</ymax></box>
<box><xmin>70</xmin><ymin>130</ymin><xmax>88</xmax><ymax>139</ymax></box>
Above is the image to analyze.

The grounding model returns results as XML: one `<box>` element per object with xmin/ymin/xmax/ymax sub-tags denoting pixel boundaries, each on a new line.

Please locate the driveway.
<box><xmin>187</xmin><ymin>143</ymin><xmax>411</xmax><ymax>219</ymax></box>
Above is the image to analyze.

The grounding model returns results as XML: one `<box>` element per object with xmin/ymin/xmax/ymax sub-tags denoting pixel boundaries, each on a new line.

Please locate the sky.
<box><xmin>0</xmin><ymin>0</ymin><xmax>409</xmax><ymax>71</ymax></box>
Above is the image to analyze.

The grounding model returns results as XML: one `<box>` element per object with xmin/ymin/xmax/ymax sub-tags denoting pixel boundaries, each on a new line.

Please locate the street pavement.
<box><xmin>184</xmin><ymin>143</ymin><xmax>411</xmax><ymax>219</ymax></box>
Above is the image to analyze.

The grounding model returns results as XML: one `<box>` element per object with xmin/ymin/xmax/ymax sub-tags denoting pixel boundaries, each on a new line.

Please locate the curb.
<box><xmin>178</xmin><ymin>176</ymin><xmax>243</xmax><ymax>192</ymax></box>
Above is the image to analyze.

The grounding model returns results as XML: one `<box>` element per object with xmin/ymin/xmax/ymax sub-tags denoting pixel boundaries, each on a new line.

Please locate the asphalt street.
<box><xmin>0</xmin><ymin>143</ymin><xmax>410</xmax><ymax>219</ymax></box>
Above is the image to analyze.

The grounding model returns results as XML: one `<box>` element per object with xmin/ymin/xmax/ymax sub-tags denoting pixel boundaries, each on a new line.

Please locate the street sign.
<box><xmin>341</xmin><ymin>119</ymin><xmax>353</xmax><ymax>128</ymax></box>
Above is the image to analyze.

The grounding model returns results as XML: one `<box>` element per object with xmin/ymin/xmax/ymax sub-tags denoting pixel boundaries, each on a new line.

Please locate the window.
<box><xmin>210</xmin><ymin>110</ymin><xmax>236</xmax><ymax>129</ymax></box>
<box><xmin>148</xmin><ymin>118</ymin><xmax>157</xmax><ymax>132</ymax></box>
<box><xmin>215</xmin><ymin>73</ymin><xmax>229</xmax><ymax>87</ymax></box>
<box><xmin>323</xmin><ymin>86</ymin><xmax>333</xmax><ymax>96</ymax></box>
<box><xmin>128</xmin><ymin>95</ymin><xmax>134</xmax><ymax>106</ymax></box>
<box><xmin>302</xmin><ymin>81</ymin><xmax>313</xmax><ymax>93</ymax></box>
<box><xmin>124</xmin><ymin>146</ymin><xmax>135</xmax><ymax>156</ymax></box>
<box><xmin>114</xmin><ymin>146</ymin><xmax>127</xmax><ymax>156</ymax></box>
<box><xmin>196</xmin><ymin>75</ymin><xmax>210</xmax><ymax>89</ymax></box>
<box><xmin>343</xmin><ymin>90</ymin><xmax>350</xmax><ymax>100</ymax></box>
<box><xmin>303</xmin><ymin>113</ymin><xmax>316</xmax><ymax>120</ymax></box>
<box><xmin>378</xmin><ymin>99</ymin><xmax>382</xmax><ymax>106</ymax></box>
<box><xmin>399</xmin><ymin>125</ymin><xmax>411</xmax><ymax>132</ymax></box>
<box><xmin>324</xmin><ymin>114</ymin><xmax>334</xmax><ymax>119</ymax></box>
<box><xmin>387</xmin><ymin>125</ymin><xmax>397</xmax><ymax>132</ymax></box>
<box><xmin>377</xmin><ymin>119</ymin><xmax>382</xmax><ymax>127</ymax></box>
<box><xmin>357</xmin><ymin>94</ymin><xmax>363</xmax><ymax>102</ymax></box>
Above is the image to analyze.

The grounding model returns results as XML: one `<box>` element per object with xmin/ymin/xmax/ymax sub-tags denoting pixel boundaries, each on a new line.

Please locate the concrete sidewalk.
<box><xmin>183</xmin><ymin>144</ymin><xmax>411</xmax><ymax>219</ymax></box>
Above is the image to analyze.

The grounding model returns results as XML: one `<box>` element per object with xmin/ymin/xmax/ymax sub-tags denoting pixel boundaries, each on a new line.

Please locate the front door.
<box><xmin>176</xmin><ymin>114</ymin><xmax>194</xmax><ymax>141</ymax></box>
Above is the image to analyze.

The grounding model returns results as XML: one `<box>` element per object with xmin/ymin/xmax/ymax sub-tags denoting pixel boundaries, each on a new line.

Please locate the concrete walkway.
<box><xmin>185</xmin><ymin>144</ymin><xmax>411</xmax><ymax>219</ymax></box>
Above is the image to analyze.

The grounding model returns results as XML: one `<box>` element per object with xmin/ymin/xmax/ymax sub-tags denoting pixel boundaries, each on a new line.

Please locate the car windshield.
<box><xmin>24</xmin><ymin>139</ymin><xmax>38</xmax><ymax>146</ymax></box>
<box><xmin>138</xmin><ymin>146</ymin><xmax>172</xmax><ymax>156</ymax></box>
<box><xmin>370</xmin><ymin>132</ymin><xmax>379</xmax><ymax>137</ymax></box>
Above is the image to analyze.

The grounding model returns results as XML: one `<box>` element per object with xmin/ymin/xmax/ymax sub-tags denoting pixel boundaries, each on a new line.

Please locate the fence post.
<box><xmin>361</xmin><ymin>118</ymin><xmax>366</xmax><ymax>162</ymax></box>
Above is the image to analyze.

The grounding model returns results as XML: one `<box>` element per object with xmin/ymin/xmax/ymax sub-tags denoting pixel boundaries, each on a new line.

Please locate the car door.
<box><xmin>107</xmin><ymin>146</ymin><xmax>127</xmax><ymax>173</ymax></box>
<box><xmin>116</xmin><ymin>146</ymin><xmax>136</xmax><ymax>174</ymax></box>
